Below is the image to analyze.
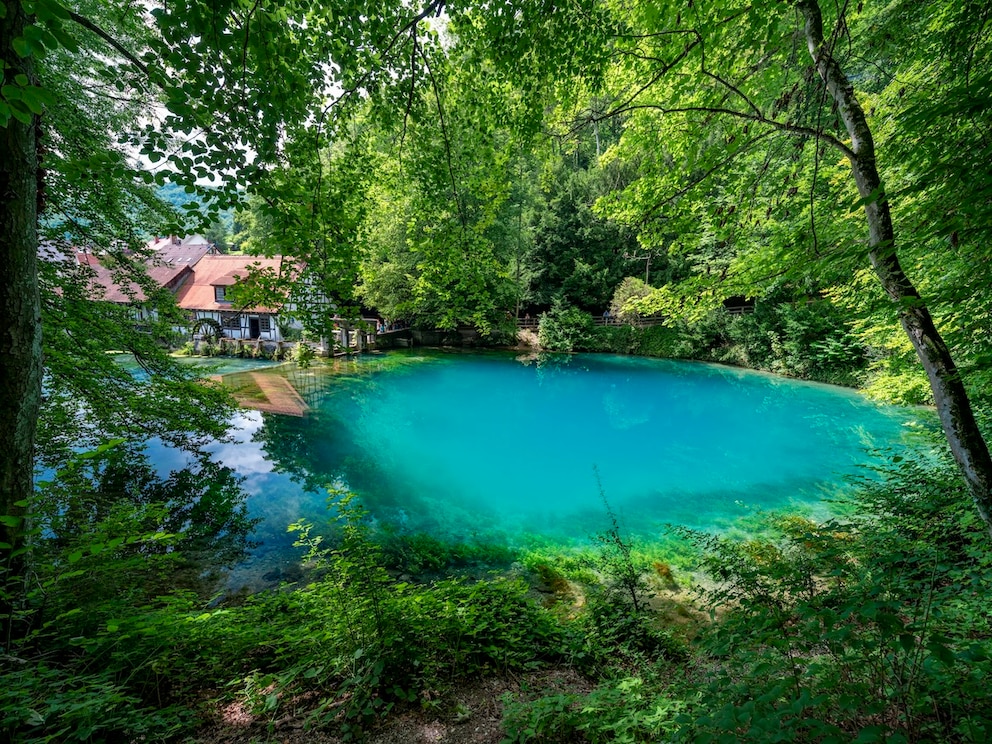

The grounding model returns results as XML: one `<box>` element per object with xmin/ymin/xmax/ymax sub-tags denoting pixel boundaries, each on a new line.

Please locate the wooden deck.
<box><xmin>230</xmin><ymin>372</ymin><xmax>310</xmax><ymax>416</ymax></box>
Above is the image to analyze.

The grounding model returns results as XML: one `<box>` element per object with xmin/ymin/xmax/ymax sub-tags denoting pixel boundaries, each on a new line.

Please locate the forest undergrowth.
<box><xmin>3</xmin><ymin>454</ymin><xmax>992</xmax><ymax>743</ymax></box>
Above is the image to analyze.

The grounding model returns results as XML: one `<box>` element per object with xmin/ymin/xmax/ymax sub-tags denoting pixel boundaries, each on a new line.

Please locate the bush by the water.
<box><xmin>503</xmin><ymin>459</ymin><xmax>992</xmax><ymax>743</ymax></box>
<box><xmin>539</xmin><ymin>291</ymin><xmax>868</xmax><ymax>387</ymax></box>
<box><xmin>537</xmin><ymin>299</ymin><xmax>599</xmax><ymax>352</ymax></box>
<box><xmin>669</xmin><ymin>459</ymin><xmax>992</xmax><ymax>742</ymax></box>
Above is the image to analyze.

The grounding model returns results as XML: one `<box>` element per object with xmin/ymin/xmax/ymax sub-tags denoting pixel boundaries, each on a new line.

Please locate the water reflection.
<box><xmin>39</xmin><ymin>441</ymin><xmax>259</xmax><ymax>596</ymax></box>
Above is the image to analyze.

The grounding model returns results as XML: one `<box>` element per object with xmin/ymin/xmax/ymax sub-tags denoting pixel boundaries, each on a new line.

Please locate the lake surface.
<box><xmin>168</xmin><ymin>350</ymin><xmax>931</xmax><ymax>584</ymax></box>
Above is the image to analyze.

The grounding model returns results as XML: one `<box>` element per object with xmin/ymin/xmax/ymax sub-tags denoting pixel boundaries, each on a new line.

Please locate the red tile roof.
<box><xmin>75</xmin><ymin>248</ymin><xmax>199</xmax><ymax>303</ymax></box>
<box><xmin>173</xmin><ymin>255</ymin><xmax>295</xmax><ymax>313</ymax></box>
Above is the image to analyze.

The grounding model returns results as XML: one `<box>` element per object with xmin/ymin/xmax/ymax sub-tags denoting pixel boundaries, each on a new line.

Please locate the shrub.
<box><xmin>162</xmin><ymin>496</ymin><xmax>567</xmax><ymax>737</ymax></box>
<box><xmin>379</xmin><ymin>532</ymin><xmax>516</xmax><ymax>575</ymax></box>
<box><xmin>622</xmin><ymin>299</ymin><xmax>867</xmax><ymax>386</ymax></box>
<box><xmin>631</xmin><ymin>322</ymin><xmax>708</xmax><ymax>359</ymax></box>
<box><xmin>503</xmin><ymin>676</ymin><xmax>685</xmax><ymax>744</ymax></box>
<box><xmin>538</xmin><ymin>300</ymin><xmax>597</xmax><ymax>352</ymax></box>
<box><xmin>671</xmin><ymin>458</ymin><xmax>992</xmax><ymax>743</ymax></box>
<box><xmin>609</xmin><ymin>276</ymin><xmax>655</xmax><ymax>323</ymax></box>
<box><xmin>591</xmin><ymin>323</ymin><xmax>638</xmax><ymax>353</ymax></box>
<box><xmin>292</xmin><ymin>341</ymin><xmax>317</xmax><ymax>368</ymax></box>
<box><xmin>0</xmin><ymin>663</ymin><xmax>189</xmax><ymax>743</ymax></box>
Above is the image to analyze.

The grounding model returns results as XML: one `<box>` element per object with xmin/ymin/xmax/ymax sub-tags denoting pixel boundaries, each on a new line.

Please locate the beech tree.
<box><xmin>1</xmin><ymin>0</ymin><xmax>42</xmax><ymax>641</ymax></box>
<box><xmin>795</xmin><ymin>0</ymin><xmax>992</xmax><ymax>527</ymax></box>
<box><xmin>355</xmin><ymin>66</ymin><xmax>531</xmax><ymax>333</ymax></box>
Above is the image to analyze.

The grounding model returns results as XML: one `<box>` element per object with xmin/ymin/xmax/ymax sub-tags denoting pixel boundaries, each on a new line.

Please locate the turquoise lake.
<box><xmin>160</xmin><ymin>350</ymin><xmax>932</xmax><ymax>584</ymax></box>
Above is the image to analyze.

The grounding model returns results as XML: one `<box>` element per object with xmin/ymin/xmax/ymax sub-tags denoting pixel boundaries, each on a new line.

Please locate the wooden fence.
<box><xmin>516</xmin><ymin>306</ymin><xmax>753</xmax><ymax>330</ymax></box>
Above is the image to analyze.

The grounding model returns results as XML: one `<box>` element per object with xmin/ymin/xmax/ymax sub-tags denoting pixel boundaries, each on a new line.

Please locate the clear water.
<box><xmin>187</xmin><ymin>350</ymin><xmax>931</xmax><ymax>579</ymax></box>
<box><xmin>169</xmin><ymin>355</ymin><xmax>284</xmax><ymax>376</ymax></box>
<box><xmin>114</xmin><ymin>354</ymin><xmax>283</xmax><ymax>379</ymax></box>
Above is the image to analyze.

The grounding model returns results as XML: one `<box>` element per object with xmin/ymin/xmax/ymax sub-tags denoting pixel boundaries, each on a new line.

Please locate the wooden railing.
<box><xmin>515</xmin><ymin>314</ymin><xmax>668</xmax><ymax>329</ymax></box>
<box><xmin>516</xmin><ymin>306</ymin><xmax>753</xmax><ymax>329</ymax></box>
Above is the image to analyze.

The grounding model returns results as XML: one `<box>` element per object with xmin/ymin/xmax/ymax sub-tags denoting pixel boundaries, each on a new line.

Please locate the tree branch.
<box><xmin>591</xmin><ymin>102</ymin><xmax>856</xmax><ymax>162</ymax></box>
<box><xmin>417</xmin><ymin>44</ymin><xmax>466</xmax><ymax>231</ymax></box>
<box><xmin>400</xmin><ymin>27</ymin><xmax>418</xmax><ymax>153</ymax></box>
<box><xmin>66</xmin><ymin>10</ymin><xmax>149</xmax><ymax>78</ymax></box>
<box><xmin>701</xmin><ymin>69</ymin><xmax>763</xmax><ymax>120</ymax></box>
<box><xmin>311</xmin><ymin>0</ymin><xmax>445</xmax><ymax>164</ymax></box>
<box><xmin>637</xmin><ymin>130</ymin><xmax>777</xmax><ymax>227</ymax></box>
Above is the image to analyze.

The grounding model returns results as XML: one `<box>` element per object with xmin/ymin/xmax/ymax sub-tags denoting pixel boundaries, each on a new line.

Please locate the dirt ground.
<box><xmin>191</xmin><ymin>667</ymin><xmax>593</xmax><ymax>744</ymax></box>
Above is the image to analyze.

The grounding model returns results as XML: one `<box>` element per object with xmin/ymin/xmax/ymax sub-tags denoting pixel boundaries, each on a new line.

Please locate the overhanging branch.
<box><xmin>67</xmin><ymin>10</ymin><xmax>149</xmax><ymax>78</ymax></box>
<box><xmin>591</xmin><ymin>102</ymin><xmax>856</xmax><ymax>162</ymax></box>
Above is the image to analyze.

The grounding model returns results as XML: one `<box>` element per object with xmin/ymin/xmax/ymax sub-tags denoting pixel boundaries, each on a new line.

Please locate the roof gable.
<box><xmin>174</xmin><ymin>255</ymin><xmax>295</xmax><ymax>313</ymax></box>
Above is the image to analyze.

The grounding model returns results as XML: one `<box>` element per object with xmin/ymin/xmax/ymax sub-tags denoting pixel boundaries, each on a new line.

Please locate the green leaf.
<box><xmin>76</xmin><ymin>438</ymin><xmax>126</xmax><ymax>460</ymax></box>
<box><xmin>23</xmin><ymin>24</ymin><xmax>58</xmax><ymax>52</ymax></box>
<box><xmin>25</xmin><ymin>710</ymin><xmax>44</xmax><ymax>727</ymax></box>
<box><xmin>20</xmin><ymin>86</ymin><xmax>48</xmax><ymax>114</ymax></box>
<box><xmin>10</xmin><ymin>105</ymin><xmax>32</xmax><ymax>124</ymax></box>
<box><xmin>928</xmin><ymin>640</ymin><xmax>956</xmax><ymax>666</ymax></box>
<box><xmin>54</xmin><ymin>570</ymin><xmax>85</xmax><ymax>581</ymax></box>
<box><xmin>853</xmin><ymin>726</ymin><xmax>887</xmax><ymax>742</ymax></box>
<box><xmin>48</xmin><ymin>23</ymin><xmax>80</xmax><ymax>53</ymax></box>
<box><xmin>34</xmin><ymin>0</ymin><xmax>71</xmax><ymax>21</ymax></box>
<box><xmin>12</xmin><ymin>36</ymin><xmax>36</xmax><ymax>58</ymax></box>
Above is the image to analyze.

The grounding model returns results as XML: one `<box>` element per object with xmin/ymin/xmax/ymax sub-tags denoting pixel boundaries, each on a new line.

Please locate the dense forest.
<box><xmin>3</xmin><ymin>0</ymin><xmax>992</xmax><ymax>741</ymax></box>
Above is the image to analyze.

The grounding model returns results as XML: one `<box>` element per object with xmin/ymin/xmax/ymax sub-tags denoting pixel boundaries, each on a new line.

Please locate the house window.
<box><xmin>221</xmin><ymin>313</ymin><xmax>241</xmax><ymax>330</ymax></box>
<box><xmin>258</xmin><ymin>316</ymin><xmax>271</xmax><ymax>333</ymax></box>
<box><xmin>214</xmin><ymin>285</ymin><xmax>227</xmax><ymax>302</ymax></box>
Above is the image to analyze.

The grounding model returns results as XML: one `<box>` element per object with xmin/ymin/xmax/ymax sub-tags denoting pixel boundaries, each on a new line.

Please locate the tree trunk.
<box><xmin>797</xmin><ymin>0</ymin><xmax>992</xmax><ymax>534</ymax></box>
<box><xmin>1</xmin><ymin>0</ymin><xmax>43</xmax><ymax>644</ymax></box>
